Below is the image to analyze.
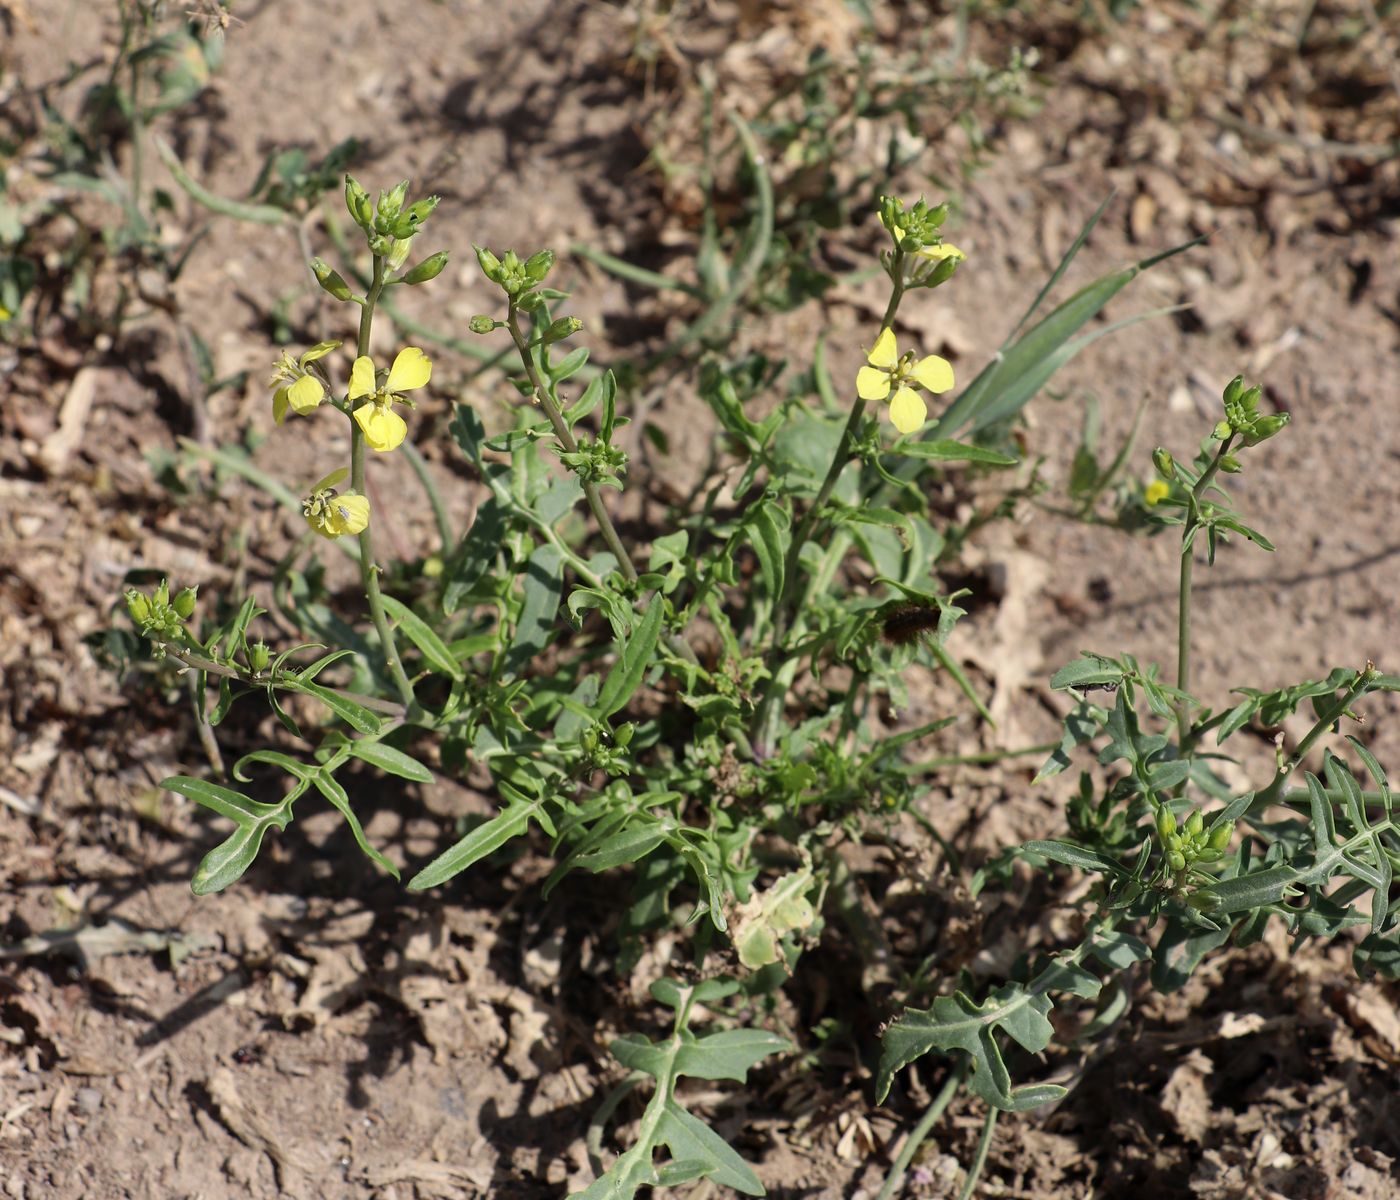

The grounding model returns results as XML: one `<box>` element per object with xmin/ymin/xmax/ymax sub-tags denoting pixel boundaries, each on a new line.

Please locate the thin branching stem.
<box><xmin>875</xmin><ymin>1063</ymin><xmax>966</xmax><ymax>1200</ymax></box>
<box><xmin>1175</xmin><ymin>438</ymin><xmax>1232</xmax><ymax>749</ymax></box>
<box><xmin>351</xmin><ymin>256</ymin><xmax>417</xmax><ymax>709</ymax></box>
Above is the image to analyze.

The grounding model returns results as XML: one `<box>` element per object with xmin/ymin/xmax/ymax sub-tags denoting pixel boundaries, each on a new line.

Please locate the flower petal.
<box><xmin>332</xmin><ymin>493</ymin><xmax>370</xmax><ymax>535</ymax></box>
<box><xmin>867</xmin><ymin>327</ymin><xmax>898</xmax><ymax>369</ymax></box>
<box><xmin>909</xmin><ymin>354</ymin><xmax>954</xmax><ymax>395</ymax></box>
<box><xmin>386</xmin><ymin>346</ymin><xmax>432</xmax><ymax>393</ymax></box>
<box><xmin>888</xmin><ymin>386</ymin><xmax>927</xmax><ymax>436</ymax></box>
<box><xmin>286</xmin><ymin>374</ymin><xmax>325</xmax><ymax>414</ymax></box>
<box><xmin>918</xmin><ymin>243</ymin><xmax>965</xmax><ymax>262</ymax></box>
<box><xmin>348</xmin><ymin>355</ymin><xmax>378</xmax><ymax>401</ymax></box>
<box><xmin>299</xmin><ymin>339</ymin><xmax>341</xmax><ymax>365</ymax></box>
<box><xmin>856</xmin><ymin>365</ymin><xmax>893</xmax><ymax>401</ymax></box>
<box><xmin>273</xmin><ymin>387</ymin><xmax>290</xmax><ymax>426</ymax></box>
<box><xmin>354</xmin><ymin>401</ymin><xmax>408</xmax><ymax>452</ymax></box>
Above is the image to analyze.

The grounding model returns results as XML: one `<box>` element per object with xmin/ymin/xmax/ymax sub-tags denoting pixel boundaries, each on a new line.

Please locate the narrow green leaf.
<box><xmin>380</xmin><ymin>594</ymin><xmax>463</xmax><ymax>680</ymax></box>
<box><xmin>595</xmin><ymin>594</ymin><xmax>664</xmax><ymax>720</ymax></box>
<box><xmin>311</xmin><ymin>771</ymin><xmax>400</xmax><ymax>879</ymax></box>
<box><xmin>409</xmin><ymin>794</ymin><xmax>547</xmax><ymax>889</ymax></box>
<box><xmin>504</xmin><ymin>544</ymin><xmax>565</xmax><ymax>675</ymax></box>
<box><xmin>286</xmin><ymin>678</ymin><xmax>382</xmax><ymax>733</ymax></box>
<box><xmin>895</xmin><ymin>439</ymin><xmax>1017</xmax><ymax>466</ymax></box>
<box><xmin>346</xmin><ymin>740</ymin><xmax>433</xmax><ymax>783</ymax></box>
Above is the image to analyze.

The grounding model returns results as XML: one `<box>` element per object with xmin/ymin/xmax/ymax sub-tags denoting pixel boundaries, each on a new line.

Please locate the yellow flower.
<box><xmin>271</xmin><ymin>340</ymin><xmax>341</xmax><ymax>424</ymax></box>
<box><xmin>349</xmin><ymin>346</ymin><xmax>432</xmax><ymax>452</ymax></box>
<box><xmin>1144</xmin><ymin>479</ymin><xmax>1170</xmax><ymax>507</ymax></box>
<box><xmin>855</xmin><ymin>327</ymin><xmax>954</xmax><ymax>436</ymax></box>
<box><xmin>302</xmin><ymin>469</ymin><xmax>370</xmax><ymax>539</ymax></box>
<box><xmin>917</xmin><ymin>242</ymin><xmax>966</xmax><ymax>264</ymax></box>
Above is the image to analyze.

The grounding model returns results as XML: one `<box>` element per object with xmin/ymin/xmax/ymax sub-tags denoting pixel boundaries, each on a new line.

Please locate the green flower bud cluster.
<box><xmin>344</xmin><ymin>176</ymin><xmax>445</xmax><ymax>283</ymax></box>
<box><xmin>576</xmin><ymin>723</ymin><xmax>635</xmax><ymax>775</ymax></box>
<box><xmin>1156</xmin><ymin>804</ymin><xmax>1234</xmax><ymax>877</ymax></box>
<box><xmin>558</xmin><ymin>436</ymin><xmax>628</xmax><ymax>489</ymax></box>
<box><xmin>125</xmin><ymin>580</ymin><xmax>196</xmax><ymax>654</ymax></box>
<box><xmin>878</xmin><ymin>194</ymin><xmax>948</xmax><ymax>251</ymax></box>
<box><xmin>474</xmin><ymin>246</ymin><xmax>555</xmax><ymax>297</ymax></box>
<box><xmin>1214</xmin><ymin>375</ymin><xmax>1290</xmax><ymax>448</ymax></box>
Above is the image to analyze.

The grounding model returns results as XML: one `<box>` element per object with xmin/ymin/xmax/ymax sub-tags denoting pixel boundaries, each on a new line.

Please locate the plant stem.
<box><xmin>352</xmin><ymin>256</ymin><xmax>417</xmax><ymax>709</ymax></box>
<box><xmin>957</xmin><ymin>1105</ymin><xmax>999</xmax><ymax>1200</ymax></box>
<box><xmin>160</xmin><ymin>644</ymin><xmax>405</xmax><ymax>717</ymax></box>
<box><xmin>402</xmin><ymin>440</ymin><xmax>453</xmax><ymax>553</ymax></box>
<box><xmin>875</xmin><ymin>1063</ymin><xmax>966</xmax><ymax>1200</ymax></box>
<box><xmin>752</xmin><ymin>258</ymin><xmax>906</xmax><ymax>749</ymax></box>
<box><xmin>503</xmin><ymin>307</ymin><xmax>699</xmax><ymax>666</ymax></box>
<box><xmin>1174</xmin><ymin>439</ymin><xmax>1231</xmax><ymax>749</ymax></box>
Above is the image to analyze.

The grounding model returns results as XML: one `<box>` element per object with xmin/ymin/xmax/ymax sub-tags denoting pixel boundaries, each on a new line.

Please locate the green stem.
<box><xmin>161</xmin><ymin>644</ymin><xmax>405</xmax><ymax>717</ymax></box>
<box><xmin>352</xmin><ymin>256</ymin><xmax>416</xmax><ymax>709</ymax></box>
<box><xmin>875</xmin><ymin>1064</ymin><xmax>965</xmax><ymax>1200</ymax></box>
<box><xmin>1174</xmin><ymin>439</ymin><xmax>1231</xmax><ymax>749</ymax></box>
<box><xmin>957</xmin><ymin>1105</ymin><xmax>999</xmax><ymax>1200</ymax></box>
<box><xmin>752</xmin><ymin>258</ymin><xmax>907</xmax><ymax>749</ymax></box>
<box><xmin>503</xmin><ymin>307</ymin><xmax>699</xmax><ymax>667</ymax></box>
<box><xmin>1252</xmin><ymin>668</ymin><xmax>1375</xmax><ymax>813</ymax></box>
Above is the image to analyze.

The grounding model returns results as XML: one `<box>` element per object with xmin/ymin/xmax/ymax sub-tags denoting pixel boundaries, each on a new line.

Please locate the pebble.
<box><xmin>74</xmin><ymin>1087</ymin><xmax>103</xmax><ymax>1116</ymax></box>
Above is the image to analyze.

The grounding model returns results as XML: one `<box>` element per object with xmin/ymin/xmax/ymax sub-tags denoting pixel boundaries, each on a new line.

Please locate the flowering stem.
<box><xmin>503</xmin><ymin>306</ymin><xmax>700</xmax><ymax>668</ymax></box>
<box><xmin>352</xmin><ymin>256</ymin><xmax>417</xmax><ymax>710</ymax></box>
<box><xmin>1175</xmin><ymin>438</ymin><xmax>1231</xmax><ymax>750</ymax></box>
<box><xmin>505</xmin><ymin>306</ymin><xmax>637</xmax><ymax>582</ymax></box>
<box><xmin>752</xmin><ymin>257</ymin><xmax>907</xmax><ymax>749</ymax></box>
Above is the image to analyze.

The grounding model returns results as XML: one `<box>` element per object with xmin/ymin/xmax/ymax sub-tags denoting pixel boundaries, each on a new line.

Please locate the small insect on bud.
<box><xmin>172</xmin><ymin>587</ymin><xmax>198</xmax><ymax>619</ymax></box>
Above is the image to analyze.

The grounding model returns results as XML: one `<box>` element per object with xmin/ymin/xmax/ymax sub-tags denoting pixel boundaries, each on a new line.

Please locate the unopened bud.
<box><xmin>1152</xmin><ymin>447</ymin><xmax>1175</xmax><ymax>480</ymax></box>
<box><xmin>468</xmin><ymin>315</ymin><xmax>498</xmax><ymax>335</ymax></box>
<box><xmin>1218</xmin><ymin>453</ymin><xmax>1242</xmax><ymax>474</ymax></box>
<box><xmin>345</xmin><ymin>176</ymin><xmax>373</xmax><ymax>228</ymax></box>
<box><xmin>474</xmin><ymin>245</ymin><xmax>503</xmax><ymax>282</ymax></box>
<box><xmin>614</xmin><ymin>722</ymin><xmax>635</xmax><ymax>749</ymax></box>
<box><xmin>1185</xmin><ymin>809</ymin><xmax>1204</xmax><ymax>838</ymax></box>
<box><xmin>1207</xmin><ymin>821</ymin><xmax>1234</xmax><ymax>852</ymax></box>
<box><xmin>1242</xmin><ymin>413</ymin><xmax>1289</xmax><ymax>447</ymax></box>
<box><xmin>125</xmin><ymin>589</ymin><xmax>151</xmax><ymax>626</ymax></box>
<box><xmin>311</xmin><ymin>258</ymin><xmax>353</xmax><ymax>302</ymax></box>
<box><xmin>1157</xmin><ymin>806</ymin><xmax>1177</xmax><ymax>839</ymax></box>
<box><xmin>402</xmin><ymin>250</ymin><xmax>449</xmax><ymax>285</ymax></box>
<box><xmin>524</xmin><ymin>249</ymin><xmax>555</xmax><ymax>282</ymax></box>
<box><xmin>1212</xmin><ymin>420</ymin><xmax>1232</xmax><ymax>442</ymax></box>
<box><xmin>247</xmin><ymin>641</ymin><xmax>271</xmax><ymax>673</ymax></box>
<box><xmin>542</xmin><ymin>316</ymin><xmax>583</xmax><ymax>343</ymax></box>
<box><xmin>376</xmin><ymin>181</ymin><xmax>409</xmax><ymax>226</ymax></box>
<box><xmin>172</xmin><ymin>587</ymin><xmax>198</xmax><ymax>619</ymax></box>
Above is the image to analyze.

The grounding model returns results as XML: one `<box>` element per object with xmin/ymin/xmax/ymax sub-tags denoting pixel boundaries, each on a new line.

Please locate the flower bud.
<box><xmin>524</xmin><ymin>249</ymin><xmax>555</xmax><ymax>282</ymax></box>
<box><xmin>542</xmin><ymin>316</ymin><xmax>583</xmax><ymax>343</ymax></box>
<box><xmin>468</xmin><ymin>315</ymin><xmax>498</xmax><ymax>334</ymax></box>
<box><xmin>1186</xmin><ymin>889</ymin><xmax>1221</xmax><ymax>911</ymax></box>
<box><xmin>1168</xmin><ymin>850</ymin><xmax>1187</xmax><ymax>872</ymax></box>
<box><xmin>516</xmin><ymin>290</ymin><xmax>545</xmax><ymax>311</ymax></box>
<box><xmin>1152</xmin><ymin>447</ymin><xmax>1175</xmax><ymax>480</ymax></box>
<box><xmin>1222</xmin><ymin>375</ymin><xmax>1245</xmax><ymax>405</ymax></box>
<box><xmin>172</xmin><ymin>587</ymin><xmax>198</xmax><ymax>619</ymax></box>
<box><xmin>1207</xmin><ymin>821</ymin><xmax>1234</xmax><ymax>852</ymax></box>
<box><xmin>311</xmin><ymin>258</ymin><xmax>353</xmax><ymax>302</ymax></box>
<box><xmin>1194</xmin><ymin>847</ymin><xmax>1223</xmax><ymax>863</ymax></box>
<box><xmin>376</xmin><ymin>181</ymin><xmax>409</xmax><ymax>226</ymax></box>
<box><xmin>614</xmin><ymin>722</ymin><xmax>635</xmax><ymax>749</ymax></box>
<box><xmin>1185</xmin><ymin>809</ymin><xmax>1204</xmax><ymax>838</ymax></box>
<box><xmin>398</xmin><ymin>195</ymin><xmax>439</xmax><ymax>233</ymax></box>
<box><xmin>474</xmin><ymin>245</ymin><xmax>503</xmax><ymax>282</ymax></box>
<box><xmin>402</xmin><ymin>250</ymin><xmax>449</xmax><ymax>285</ymax></box>
<box><xmin>1211</xmin><ymin>420</ymin><xmax>1232</xmax><ymax>442</ymax></box>
<box><xmin>1218</xmin><ymin>453</ymin><xmax>1242</xmax><ymax>474</ymax></box>
<box><xmin>345</xmin><ymin>176</ymin><xmax>373</xmax><ymax>228</ymax></box>
<box><xmin>1156</xmin><ymin>806</ymin><xmax>1177</xmax><ymax>839</ymax></box>
<box><xmin>384</xmin><ymin>234</ymin><xmax>414</xmax><ymax>272</ymax></box>
<box><xmin>125</xmin><ymin>589</ymin><xmax>151</xmax><ymax>626</ymax></box>
<box><xmin>1242</xmin><ymin>413</ymin><xmax>1289</xmax><ymax>447</ymax></box>
<box><xmin>247</xmin><ymin>641</ymin><xmax>271</xmax><ymax>673</ymax></box>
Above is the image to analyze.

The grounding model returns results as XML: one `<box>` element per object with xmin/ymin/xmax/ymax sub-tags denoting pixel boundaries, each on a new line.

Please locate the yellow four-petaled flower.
<box><xmin>271</xmin><ymin>340</ymin><xmax>341</xmax><ymax>425</ymax></box>
<box><xmin>856</xmin><ymin>328</ymin><xmax>954</xmax><ymax>436</ymax></box>
<box><xmin>302</xmin><ymin>469</ymin><xmax>370</xmax><ymax>539</ymax></box>
<box><xmin>349</xmin><ymin>346</ymin><xmax>432</xmax><ymax>452</ymax></box>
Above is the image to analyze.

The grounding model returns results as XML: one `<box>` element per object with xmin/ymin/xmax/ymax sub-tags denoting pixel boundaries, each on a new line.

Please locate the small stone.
<box><xmin>74</xmin><ymin>1087</ymin><xmax>102</xmax><ymax>1116</ymax></box>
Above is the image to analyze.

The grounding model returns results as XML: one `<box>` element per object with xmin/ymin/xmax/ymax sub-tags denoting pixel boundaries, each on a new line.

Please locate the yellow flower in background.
<box><xmin>855</xmin><ymin>327</ymin><xmax>954</xmax><ymax>436</ymax></box>
<box><xmin>916</xmin><ymin>242</ymin><xmax>966</xmax><ymax>264</ymax></box>
<box><xmin>271</xmin><ymin>340</ymin><xmax>341</xmax><ymax>425</ymax></box>
<box><xmin>349</xmin><ymin>346</ymin><xmax>432</xmax><ymax>452</ymax></box>
<box><xmin>1144</xmin><ymin>479</ymin><xmax>1170</xmax><ymax>507</ymax></box>
<box><xmin>302</xmin><ymin>469</ymin><xmax>370</xmax><ymax>539</ymax></box>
